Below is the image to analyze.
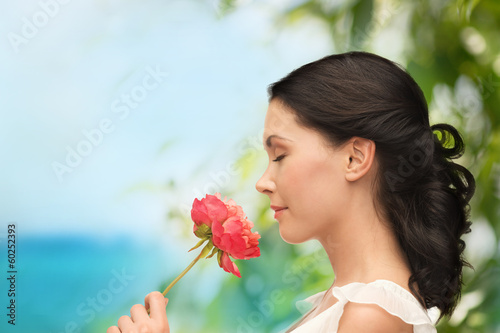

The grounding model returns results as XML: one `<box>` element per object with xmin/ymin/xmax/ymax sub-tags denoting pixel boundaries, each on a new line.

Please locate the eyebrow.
<box><xmin>265</xmin><ymin>135</ymin><xmax>292</xmax><ymax>148</ymax></box>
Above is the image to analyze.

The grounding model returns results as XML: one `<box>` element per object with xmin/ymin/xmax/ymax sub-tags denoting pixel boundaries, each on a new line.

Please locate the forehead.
<box><xmin>263</xmin><ymin>99</ymin><xmax>298</xmax><ymax>136</ymax></box>
<box><xmin>262</xmin><ymin>99</ymin><xmax>335</xmax><ymax>150</ymax></box>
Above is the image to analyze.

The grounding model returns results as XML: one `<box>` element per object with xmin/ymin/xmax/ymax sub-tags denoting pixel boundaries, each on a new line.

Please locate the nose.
<box><xmin>255</xmin><ymin>167</ymin><xmax>275</xmax><ymax>195</ymax></box>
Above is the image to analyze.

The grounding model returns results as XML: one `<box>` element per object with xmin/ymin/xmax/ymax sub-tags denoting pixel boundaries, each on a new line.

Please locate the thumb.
<box><xmin>165</xmin><ymin>298</ymin><xmax>169</xmax><ymax>307</ymax></box>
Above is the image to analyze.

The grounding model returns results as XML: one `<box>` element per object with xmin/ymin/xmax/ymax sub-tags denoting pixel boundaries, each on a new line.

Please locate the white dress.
<box><xmin>286</xmin><ymin>280</ymin><xmax>438</xmax><ymax>333</ymax></box>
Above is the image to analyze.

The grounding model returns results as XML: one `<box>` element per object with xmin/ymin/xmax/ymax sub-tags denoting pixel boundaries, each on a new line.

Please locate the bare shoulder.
<box><xmin>338</xmin><ymin>302</ymin><xmax>413</xmax><ymax>333</ymax></box>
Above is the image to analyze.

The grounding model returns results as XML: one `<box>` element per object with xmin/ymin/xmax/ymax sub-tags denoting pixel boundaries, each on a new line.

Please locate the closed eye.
<box><xmin>273</xmin><ymin>154</ymin><xmax>286</xmax><ymax>162</ymax></box>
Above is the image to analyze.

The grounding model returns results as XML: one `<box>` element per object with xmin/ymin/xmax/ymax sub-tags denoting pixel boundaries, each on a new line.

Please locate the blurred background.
<box><xmin>0</xmin><ymin>0</ymin><xmax>499</xmax><ymax>332</ymax></box>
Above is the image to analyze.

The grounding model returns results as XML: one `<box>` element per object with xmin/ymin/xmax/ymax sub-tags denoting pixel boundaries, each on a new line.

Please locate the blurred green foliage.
<box><xmin>152</xmin><ymin>0</ymin><xmax>500</xmax><ymax>332</ymax></box>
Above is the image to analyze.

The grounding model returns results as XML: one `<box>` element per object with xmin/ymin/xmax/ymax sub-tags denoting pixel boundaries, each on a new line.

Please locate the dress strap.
<box><xmin>331</xmin><ymin>280</ymin><xmax>438</xmax><ymax>332</ymax></box>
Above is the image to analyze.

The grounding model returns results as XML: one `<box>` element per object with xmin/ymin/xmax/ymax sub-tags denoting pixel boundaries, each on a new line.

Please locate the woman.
<box><xmin>107</xmin><ymin>52</ymin><xmax>475</xmax><ymax>333</ymax></box>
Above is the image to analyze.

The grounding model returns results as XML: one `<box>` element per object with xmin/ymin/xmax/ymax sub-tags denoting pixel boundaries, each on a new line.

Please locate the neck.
<box><xmin>318</xmin><ymin>198</ymin><xmax>412</xmax><ymax>291</ymax></box>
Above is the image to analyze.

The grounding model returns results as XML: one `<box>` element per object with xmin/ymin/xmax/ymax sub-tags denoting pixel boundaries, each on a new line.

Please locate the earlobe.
<box><xmin>345</xmin><ymin>138</ymin><xmax>376</xmax><ymax>182</ymax></box>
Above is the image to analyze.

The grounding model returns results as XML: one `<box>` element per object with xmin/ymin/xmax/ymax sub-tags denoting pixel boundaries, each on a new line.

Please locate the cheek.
<box><xmin>283</xmin><ymin>156</ymin><xmax>344</xmax><ymax>210</ymax></box>
<box><xmin>278</xmin><ymin>160</ymin><xmax>310</xmax><ymax>193</ymax></box>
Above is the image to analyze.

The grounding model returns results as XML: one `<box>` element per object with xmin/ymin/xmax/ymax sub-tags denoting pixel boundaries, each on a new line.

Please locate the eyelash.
<box><xmin>273</xmin><ymin>154</ymin><xmax>286</xmax><ymax>162</ymax></box>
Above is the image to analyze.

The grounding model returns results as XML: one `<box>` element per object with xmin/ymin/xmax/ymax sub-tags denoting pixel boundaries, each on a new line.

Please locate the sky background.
<box><xmin>0</xmin><ymin>0</ymin><xmax>334</xmax><ymax>239</ymax></box>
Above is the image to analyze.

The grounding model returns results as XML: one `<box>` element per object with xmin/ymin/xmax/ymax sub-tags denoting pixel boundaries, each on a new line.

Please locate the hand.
<box><xmin>107</xmin><ymin>291</ymin><xmax>170</xmax><ymax>333</ymax></box>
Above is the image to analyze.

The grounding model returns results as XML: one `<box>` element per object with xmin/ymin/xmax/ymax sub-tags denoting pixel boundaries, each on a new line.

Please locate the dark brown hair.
<box><xmin>268</xmin><ymin>51</ymin><xmax>475</xmax><ymax>320</ymax></box>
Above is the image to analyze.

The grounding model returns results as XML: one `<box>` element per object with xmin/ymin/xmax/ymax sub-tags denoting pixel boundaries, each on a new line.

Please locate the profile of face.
<box><xmin>256</xmin><ymin>99</ymin><xmax>373</xmax><ymax>245</ymax></box>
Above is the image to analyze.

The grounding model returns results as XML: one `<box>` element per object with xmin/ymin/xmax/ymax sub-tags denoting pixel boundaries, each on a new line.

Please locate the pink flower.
<box><xmin>156</xmin><ymin>193</ymin><xmax>261</xmax><ymax>298</ymax></box>
<box><xmin>190</xmin><ymin>193</ymin><xmax>261</xmax><ymax>277</ymax></box>
<box><xmin>212</xmin><ymin>195</ymin><xmax>261</xmax><ymax>260</ymax></box>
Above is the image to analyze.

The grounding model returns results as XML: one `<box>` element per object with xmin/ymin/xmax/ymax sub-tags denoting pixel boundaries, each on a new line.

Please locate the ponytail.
<box><xmin>386</xmin><ymin>123</ymin><xmax>475</xmax><ymax>320</ymax></box>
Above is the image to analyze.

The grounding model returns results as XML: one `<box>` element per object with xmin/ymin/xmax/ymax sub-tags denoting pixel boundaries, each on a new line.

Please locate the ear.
<box><xmin>345</xmin><ymin>137</ymin><xmax>376</xmax><ymax>182</ymax></box>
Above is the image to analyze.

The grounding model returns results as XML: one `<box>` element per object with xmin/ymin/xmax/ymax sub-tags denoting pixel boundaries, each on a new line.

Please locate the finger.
<box><xmin>117</xmin><ymin>315</ymin><xmax>134</xmax><ymax>330</ymax></box>
<box><xmin>130</xmin><ymin>303</ymin><xmax>149</xmax><ymax>323</ymax></box>
<box><xmin>145</xmin><ymin>291</ymin><xmax>168</xmax><ymax>320</ymax></box>
<box><xmin>107</xmin><ymin>326</ymin><xmax>121</xmax><ymax>333</ymax></box>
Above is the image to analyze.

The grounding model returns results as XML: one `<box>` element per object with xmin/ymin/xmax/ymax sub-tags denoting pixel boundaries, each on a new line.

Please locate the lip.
<box><xmin>270</xmin><ymin>205</ymin><xmax>288</xmax><ymax>219</ymax></box>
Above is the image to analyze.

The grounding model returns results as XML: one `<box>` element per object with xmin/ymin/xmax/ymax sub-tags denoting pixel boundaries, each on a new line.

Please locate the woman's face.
<box><xmin>256</xmin><ymin>99</ymin><xmax>352</xmax><ymax>244</ymax></box>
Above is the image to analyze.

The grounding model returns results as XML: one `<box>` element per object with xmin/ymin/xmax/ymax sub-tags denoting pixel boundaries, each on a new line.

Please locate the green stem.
<box><xmin>147</xmin><ymin>242</ymin><xmax>213</xmax><ymax>315</ymax></box>
<box><xmin>161</xmin><ymin>241</ymin><xmax>212</xmax><ymax>296</ymax></box>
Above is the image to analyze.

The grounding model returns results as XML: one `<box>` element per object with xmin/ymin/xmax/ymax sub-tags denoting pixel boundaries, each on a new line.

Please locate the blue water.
<box><xmin>0</xmin><ymin>235</ymin><xmax>175</xmax><ymax>333</ymax></box>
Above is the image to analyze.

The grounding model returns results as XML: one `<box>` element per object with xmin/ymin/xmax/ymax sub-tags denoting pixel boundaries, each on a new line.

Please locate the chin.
<box><xmin>279</xmin><ymin>226</ymin><xmax>309</xmax><ymax>244</ymax></box>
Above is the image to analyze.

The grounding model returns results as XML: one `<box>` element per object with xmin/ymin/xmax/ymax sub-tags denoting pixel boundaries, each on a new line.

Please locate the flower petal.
<box><xmin>191</xmin><ymin>194</ymin><xmax>228</xmax><ymax>230</ymax></box>
<box><xmin>191</xmin><ymin>198</ymin><xmax>211</xmax><ymax>226</ymax></box>
<box><xmin>203</xmin><ymin>194</ymin><xmax>228</xmax><ymax>224</ymax></box>
<box><xmin>220</xmin><ymin>252</ymin><xmax>241</xmax><ymax>278</ymax></box>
